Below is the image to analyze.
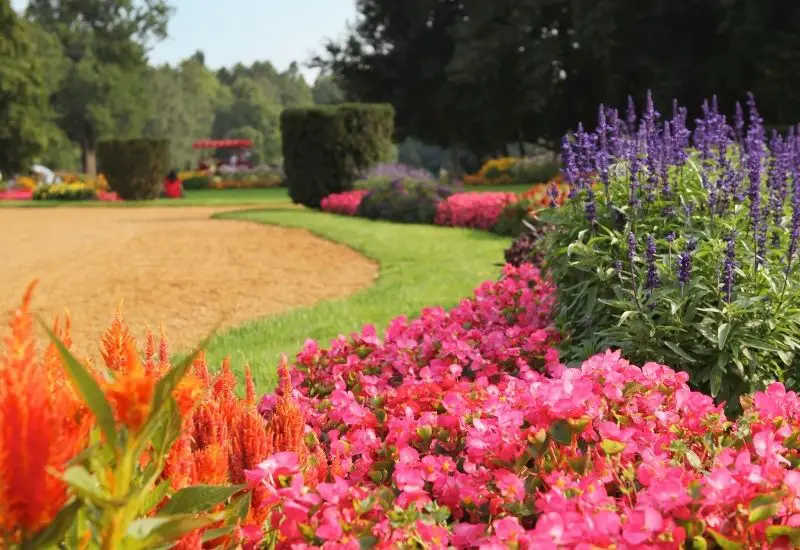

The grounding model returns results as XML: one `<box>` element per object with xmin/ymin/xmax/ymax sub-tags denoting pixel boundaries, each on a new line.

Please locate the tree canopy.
<box><xmin>314</xmin><ymin>0</ymin><xmax>800</xmax><ymax>158</ymax></box>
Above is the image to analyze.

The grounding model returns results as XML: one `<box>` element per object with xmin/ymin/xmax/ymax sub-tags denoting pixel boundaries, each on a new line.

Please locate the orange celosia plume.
<box><xmin>0</xmin><ymin>283</ymin><xmax>91</xmax><ymax>540</ymax></box>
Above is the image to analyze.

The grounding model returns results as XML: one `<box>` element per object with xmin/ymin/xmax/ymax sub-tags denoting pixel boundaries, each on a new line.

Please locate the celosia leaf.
<box><xmin>706</xmin><ymin>528</ymin><xmax>744</xmax><ymax>549</ymax></box>
<box><xmin>30</xmin><ymin>499</ymin><xmax>81</xmax><ymax>549</ymax></box>
<box><xmin>126</xmin><ymin>512</ymin><xmax>225</xmax><ymax>545</ymax></box>
<box><xmin>226</xmin><ymin>491</ymin><xmax>251</xmax><ymax>524</ymax></box>
<box><xmin>61</xmin><ymin>466</ymin><xmax>119</xmax><ymax>506</ymax></box>
<box><xmin>600</xmin><ymin>439</ymin><xmax>626</xmax><ymax>455</ymax></box>
<box><xmin>136</xmin><ymin>396</ymin><xmax>182</xmax><ymax>461</ymax></box>
<box><xmin>159</xmin><ymin>484</ymin><xmax>245</xmax><ymax>515</ymax></box>
<box><xmin>202</xmin><ymin>525</ymin><xmax>235</xmax><ymax>542</ymax></box>
<box><xmin>41</xmin><ymin>319</ymin><xmax>118</xmax><ymax>447</ymax></box>
<box><xmin>138</xmin><ymin>480</ymin><xmax>173</xmax><ymax>515</ymax></box>
<box><xmin>766</xmin><ymin>525</ymin><xmax>800</xmax><ymax>544</ymax></box>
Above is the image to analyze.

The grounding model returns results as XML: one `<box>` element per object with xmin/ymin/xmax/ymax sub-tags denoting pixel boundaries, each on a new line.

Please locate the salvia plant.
<box><xmin>540</xmin><ymin>91</ymin><xmax>800</xmax><ymax>409</ymax></box>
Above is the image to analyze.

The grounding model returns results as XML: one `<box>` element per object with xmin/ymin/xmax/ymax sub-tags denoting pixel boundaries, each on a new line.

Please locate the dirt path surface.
<box><xmin>0</xmin><ymin>208</ymin><xmax>378</xmax><ymax>357</ymax></box>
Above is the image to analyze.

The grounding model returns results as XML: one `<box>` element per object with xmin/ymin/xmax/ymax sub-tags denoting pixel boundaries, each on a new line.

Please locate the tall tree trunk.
<box><xmin>82</xmin><ymin>120</ymin><xmax>97</xmax><ymax>176</ymax></box>
<box><xmin>82</xmin><ymin>142</ymin><xmax>97</xmax><ymax>176</ymax></box>
<box><xmin>448</xmin><ymin>144</ymin><xmax>464</xmax><ymax>181</ymax></box>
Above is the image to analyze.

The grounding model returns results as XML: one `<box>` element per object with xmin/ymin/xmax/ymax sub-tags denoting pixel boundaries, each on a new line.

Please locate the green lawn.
<box><xmin>0</xmin><ymin>187</ymin><xmax>292</xmax><ymax>208</ymax></box>
<box><xmin>0</xmin><ymin>183</ymin><xmax>540</xmax><ymax>209</ymax></box>
<box><xmin>198</xmin><ymin>209</ymin><xmax>510</xmax><ymax>390</ymax></box>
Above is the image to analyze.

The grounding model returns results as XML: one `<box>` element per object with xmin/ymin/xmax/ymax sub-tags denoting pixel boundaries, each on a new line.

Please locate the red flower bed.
<box><xmin>434</xmin><ymin>192</ymin><xmax>519</xmax><ymax>230</ymax></box>
<box><xmin>320</xmin><ymin>190</ymin><xmax>369</xmax><ymax>216</ymax></box>
<box><xmin>0</xmin><ymin>189</ymin><xmax>33</xmax><ymax>200</ymax></box>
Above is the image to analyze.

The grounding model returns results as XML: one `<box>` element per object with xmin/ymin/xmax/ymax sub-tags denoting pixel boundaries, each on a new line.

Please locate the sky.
<box><xmin>12</xmin><ymin>0</ymin><xmax>357</xmax><ymax>82</ymax></box>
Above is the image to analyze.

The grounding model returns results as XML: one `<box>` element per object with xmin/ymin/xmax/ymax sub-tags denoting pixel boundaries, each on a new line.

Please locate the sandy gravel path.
<box><xmin>0</xmin><ymin>207</ymin><xmax>377</xmax><ymax>357</ymax></box>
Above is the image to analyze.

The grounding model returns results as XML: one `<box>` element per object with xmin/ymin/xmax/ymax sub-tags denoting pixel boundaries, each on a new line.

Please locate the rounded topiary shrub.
<box><xmin>356</xmin><ymin>179</ymin><xmax>454</xmax><ymax>225</ymax></box>
<box><xmin>98</xmin><ymin>139</ymin><xmax>170</xmax><ymax>200</ymax></box>
<box><xmin>281</xmin><ymin>104</ymin><xmax>394</xmax><ymax>208</ymax></box>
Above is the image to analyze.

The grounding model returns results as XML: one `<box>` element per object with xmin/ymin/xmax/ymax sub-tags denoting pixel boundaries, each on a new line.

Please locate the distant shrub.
<box><xmin>356</xmin><ymin>179</ymin><xmax>454</xmax><ymax>225</ymax></box>
<box><xmin>512</xmin><ymin>156</ymin><xmax>561</xmax><ymax>185</ymax></box>
<box><xmin>281</xmin><ymin>104</ymin><xmax>394</xmax><ymax>208</ymax></box>
<box><xmin>98</xmin><ymin>139</ymin><xmax>170</xmax><ymax>200</ymax></box>
<box><xmin>181</xmin><ymin>175</ymin><xmax>210</xmax><ymax>190</ymax></box>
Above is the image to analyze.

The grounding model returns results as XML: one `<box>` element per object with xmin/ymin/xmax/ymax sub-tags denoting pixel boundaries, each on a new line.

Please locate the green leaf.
<box><xmin>740</xmin><ymin>337</ymin><xmax>779</xmax><ymax>352</ymax></box>
<box><xmin>691</xmin><ymin>535</ymin><xmax>708</xmax><ymax>549</ymax></box>
<box><xmin>710</xmin><ymin>365</ymin><xmax>724</xmax><ymax>398</ymax></box>
<box><xmin>61</xmin><ymin>466</ymin><xmax>119</xmax><ymax>506</ymax></box>
<box><xmin>664</xmin><ymin>341</ymin><xmax>696</xmax><ymax>363</ymax></box>
<box><xmin>706</xmin><ymin>528</ymin><xmax>744</xmax><ymax>549</ymax></box>
<box><xmin>40</xmin><ymin>320</ymin><xmax>117</xmax><ymax>447</ymax></box>
<box><xmin>126</xmin><ymin>513</ymin><xmax>224</xmax><ymax>545</ymax></box>
<box><xmin>359</xmin><ymin>535</ymin><xmax>379</xmax><ymax>549</ymax></box>
<box><xmin>766</xmin><ymin>525</ymin><xmax>800</xmax><ymax>544</ymax></box>
<box><xmin>202</xmin><ymin>525</ymin><xmax>235</xmax><ymax>543</ymax></box>
<box><xmin>600</xmin><ymin>439</ymin><xmax>626</xmax><ymax>455</ymax></box>
<box><xmin>617</xmin><ymin>310</ymin><xmax>637</xmax><ymax>326</ymax></box>
<box><xmin>549</xmin><ymin>419</ymin><xmax>572</xmax><ymax>445</ymax></box>
<box><xmin>160</xmin><ymin>484</ymin><xmax>245</xmax><ymax>515</ymax></box>
<box><xmin>685</xmin><ymin>449</ymin><xmax>702</xmax><ymax>469</ymax></box>
<box><xmin>226</xmin><ymin>491</ymin><xmax>251</xmax><ymax>524</ymax></box>
<box><xmin>717</xmin><ymin>323</ymin><xmax>731</xmax><ymax>349</ymax></box>
<box><xmin>138</xmin><ymin>480</ymin><xmax>173</xmax><ymax>515</ymax></box>
<box><xmin>30</xmin><ymin>499</ymin><xmax>82</xmax><ymax>548</ymax></box>
<box><xmin>147</xmin><ymin>398</ymin><xmax>182</xmax><ymax>457</ymax></box>
<box><xmin>748</xmin><ymin>494</ymin><xmax>779</xmax><ymax>524</ymax></box>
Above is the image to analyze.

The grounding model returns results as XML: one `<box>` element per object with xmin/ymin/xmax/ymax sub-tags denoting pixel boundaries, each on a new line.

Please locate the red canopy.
<box><xmin>192</xmin><ymin>139</ymin><xmax>253</xmax><ymax>149</ymax></box>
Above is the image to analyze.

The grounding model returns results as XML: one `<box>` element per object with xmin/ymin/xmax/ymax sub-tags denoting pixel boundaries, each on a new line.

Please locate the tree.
<box><xmin>0</xmin><ymin>0</ymin><xmax>52</xmax><ymax>175</ymax></box>
<box><xmin>313</xmin><ymin>0</ymin><xmax>464</xmax><ymax>148</ymax></box>
<box><xmin>212</xmin><ymin>76</ymin><xmax>282</xmax><ymax>164</ymax></box>
<box><xmin>311</xmin><ymin>72</ymin><xmax>345</xmax><ymax>105</ymax></box>
<box><xmin>26</xmin><ymin>0</ymin><xmax>172</xmax><ymax>174</ymax></box>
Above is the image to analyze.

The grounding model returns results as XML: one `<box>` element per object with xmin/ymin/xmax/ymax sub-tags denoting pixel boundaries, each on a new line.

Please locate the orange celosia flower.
<box><xmin>263</xmin><ymin>359</ymin><xmax>308</xmax><ymax>466</ymax></box>
<box><xmin>100</xmin><ymin>302</ymin><xmax>134</xmax><ymax>373</ymax></box>
<box><xmin>173</xmin><ymin>373</ymin><xmax>205</xmax><ymax>419</ymax></box>
<box><xmin>193</xmin><ymin>443</ymin><xmax>230</xmax><ymax>486</ymax></box>
<box><xmin>0</xmin><ymin>282</ymin><xmax>91</xmax><ymax>540</ymax></box>
<box><xmin>244</xmin><ymin>366</ymin><xmax>256</xmax><ymax>407</ymax></box>
<box><xmin>104</xmin><ymin>341</ymin><xmax>155</xmax><ymax>433</ymax></box>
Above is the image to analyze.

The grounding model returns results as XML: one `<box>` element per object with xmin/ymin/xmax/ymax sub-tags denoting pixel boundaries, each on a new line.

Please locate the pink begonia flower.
<box><xmin>493</xmin><ymin>470</ymin><xmax>525</xmax><ymax>501</ymax></box>
<box><xmin>316</xmin><ymin>507</ymin><xmax>344</xmax><ymax>540</ymax></box>
<box><xmin>317</xmin><ymin>476</ymin><xmax>350</xmax><ymax>504</ymax></box>
<box><xmin>451</xmin><ymin>523</ymin><xmax>486</xmax><ymax>547</ymax></box>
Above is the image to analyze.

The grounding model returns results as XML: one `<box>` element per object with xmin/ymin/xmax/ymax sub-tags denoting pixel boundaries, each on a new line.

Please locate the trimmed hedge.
<box><xmin>98</xmin><ymin>139</ymin><xmax>170</xmax><ymax>200</ymax></box>
<box><xmin>281</xmin><ymin>103</ymin><xmax>394</xmax><ymax>208</ymax></box>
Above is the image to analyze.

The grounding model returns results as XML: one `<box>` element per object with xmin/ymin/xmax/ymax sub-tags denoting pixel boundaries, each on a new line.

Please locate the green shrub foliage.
<box><xmin>356</xmin><ymin>179</ymin><xmax>453</xmax><ymax>224</ymax></box>
<box><xmin>98</xmin><ymin>139</ymin><xmax>170</xmax><ymax>200</ymax></box>
<box><xmin>281</xmin><ymin>104</ymin><xmax>394</xmax><ymax>208</ymax></box>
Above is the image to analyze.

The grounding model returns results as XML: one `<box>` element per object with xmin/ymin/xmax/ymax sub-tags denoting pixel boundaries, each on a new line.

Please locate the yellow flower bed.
<box><xmin>463</xmin><ymin>157</ymin><xmax>519</xmax><ymax>185</ymax></box>
<box><xmin>178</xmin><ymin>170</ymin><xmax>209</xmax><ymax>181</ymax></box>
<box><xmin>15</xmin><ymin>176</ymin><xmax>37</xmax><ymax>190</ymax></box>
<box><xmin>54</xmin><ymin>172</ymin><xmax>110</xmax><ymax>191</ymax></box>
